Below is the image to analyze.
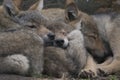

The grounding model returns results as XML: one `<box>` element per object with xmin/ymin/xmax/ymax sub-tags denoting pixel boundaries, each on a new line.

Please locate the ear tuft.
<box><xmin>29</xmin><ymin>0</ymin><xmax>44</xmax><ymax>11</ymax></box>
<box><xmin>3</xmin><ymin>0</ymin><xmax>19</xmax><ymax>17</ymax></box>
<box><xmin>13</xmin><ymin>0</ymin><xmax>22</xmax><ymax>8</ymax></box>
<box><xmin>65</xmin><ymin>0</ymin><xmax>79</xmax><ymax>22</ymax></box>
<box><xmin>37</xmin><ymin>0</ymin><xmax>43</xmax><ymax>11</ymax></box>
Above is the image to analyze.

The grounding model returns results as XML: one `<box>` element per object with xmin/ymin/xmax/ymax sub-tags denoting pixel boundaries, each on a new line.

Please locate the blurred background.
<box><xmin>0</xmin><ymin>0</ymin><xmax>120</xmax><ymax>14</ymax></box>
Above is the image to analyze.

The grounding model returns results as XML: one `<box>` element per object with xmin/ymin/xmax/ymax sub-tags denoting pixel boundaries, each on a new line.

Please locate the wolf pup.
<box><xmin>65</xmin><ymin>0</ymin><xmax>120</xmax><ymax>78</ymax></box>
<box><xmin>0</xmin><ymin>0</ymin><xmax>54</xmax><ymax>76</ymax></box>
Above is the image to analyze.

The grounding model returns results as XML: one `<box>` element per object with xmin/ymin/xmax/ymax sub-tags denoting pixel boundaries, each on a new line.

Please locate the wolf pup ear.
<box><xmin>3</xmin><ymin>0</ymin><xmax>19</xmax><ymax>17</ymax></box>
<box><xmin>13</xmin><ymin>0</ymin><xmax>22</xmax><ymax>8</ymax></box>
<box><xmin>29</xmin><ymin>0</ymin><xmax>44</xmax><ymax>11</ymax></box>
<box><xmin>65</xmin><ymin>0</ymin><xmax>79</xmax><ymax>22</ymax></box>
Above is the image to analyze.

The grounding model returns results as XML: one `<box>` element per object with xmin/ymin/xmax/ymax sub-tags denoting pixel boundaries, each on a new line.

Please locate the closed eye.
<box><xmin>88</xmin><ymin>34</ymin><xmax>98</xmax><ymax>40</ymax></box>
<box><xmin>84</xmin><ymin>32</ymin><xmax>98</xmax><ymax>40</ymax></box>
<box><xmin>29</xmin><ymin>25</ymin><xmax>36</xmax><ymax>28</ymax></box>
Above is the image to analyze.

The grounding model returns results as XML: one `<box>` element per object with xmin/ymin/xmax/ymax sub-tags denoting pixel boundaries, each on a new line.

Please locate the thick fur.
<box><xmin>41</xmin><ymin>2</ymin><xmax>107</xmax><ymax>63</ymax></box>
<box><xmin>41</xmin><ymin>0</ymin><xmax>116</xmax><ymax>78</ymax></box>
<box><xmin>0</xmin><ymin>0</ymin><xmax>52</xmax><ymax>76</ymax></box>
<box><xmin>0</xmin><ymin>0</ymin><xmax>47</xmax><ymax>32</ymax></box>
<box><xmin>64</xmin><ymin>1</ymin><xmax>115</xmax><ymax>78</ymax></box>
<box><xmin>14</xmin><ymin>0</ymin><xmax>120</xmax><ymax>78</ymax></box>
<box><xmin>0</xmin><ymin>30</ymin><xmax>44</xmax><ymax>76</ymax></box>
<box><xmin>63</xmin><ymin>0</ymin><xmax>120</xmax><ymax>77</ymax></box>
<box><xmin>0</xmin><ymin>54</ymin><xmax>29</xmax><ymax>75</ymax></box>
<box><xmin>42</xmin><ymin>8</ymin><xmax>65</xmax><ymax>21</ymax></box>
<box><xmin>93</xmin><ymin>14</ymin><xmax>120</xmax><ymax>76</ymax></box>
<box><xmin>78</xmin><ymin>11</ymin><xmax>120</xmax><ymax>77</ymax></box>
<box><xmin>43</xmin><ymin>29</ymin><xmax>87</xmax><ymax>78</ymax></box>
<box><xmin>40</xmin><ymin>1</ymin><xmax>98</xmax><ymax>78</ymax></box>
<box><xmin>75</xmin><ymin>12</ymin><xmax>120</xmax><ymax>78</ymax></box>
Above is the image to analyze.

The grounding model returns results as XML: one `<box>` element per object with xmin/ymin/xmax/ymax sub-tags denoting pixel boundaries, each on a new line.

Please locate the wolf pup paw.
<box><xmin>97</xmin><ymin>68</ymin><xmax>110</xmax><ymax>77</ymax></box>
<box><xmin>78</xmin><ymin>69</ymin><xmax>97</xmax><ymax>78</ymax></box>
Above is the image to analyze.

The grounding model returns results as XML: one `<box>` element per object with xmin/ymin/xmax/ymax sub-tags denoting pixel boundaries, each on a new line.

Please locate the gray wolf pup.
<box><xmin>0</xmin><ymin>0</ymin><xmax>54</xmax><ymax>76</ymax></box>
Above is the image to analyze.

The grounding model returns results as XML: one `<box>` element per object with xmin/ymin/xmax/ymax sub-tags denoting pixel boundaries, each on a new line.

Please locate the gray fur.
<box><xmin>0</xmin><ymin>30</ymin><xmax>44</xmax><ymax>76</ymax></box>
<box><xmin>0</xmin><ymin>0</ymin><xmax>48</xmax><ymax>76</ymax></box>
<box><xmin>43</xmin><ymin>29</ymin><xmax>87</xmax><ymax>78</ymax></box>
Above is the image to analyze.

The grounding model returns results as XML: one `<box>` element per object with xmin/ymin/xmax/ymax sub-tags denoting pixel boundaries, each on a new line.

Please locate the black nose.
<box><xmin>55</xmin><ymin>39</ymin><xmax>64</xmax><ymax>47</ymax></box>
<box><xmin>47</xmin><ymin>33</ymin><xmax>55</xmax><ymax>40</ymax></box>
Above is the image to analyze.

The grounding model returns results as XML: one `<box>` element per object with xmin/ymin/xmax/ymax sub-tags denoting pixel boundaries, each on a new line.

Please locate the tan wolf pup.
<box><xmin>64</xmin><ymin>0</ymin><xmax>120</xmax><ymax>78</ymax></box>
<box><xmin>43</xmin><ymin>21</ymin><xmax>88</xmax><ymax>78</ymax></box>
<box><xmin>29</xmin><ymin>0</ymin><xmax>87</xmax><ymax>77</ymax></box>
<box><xmin>40</xmin><ymin>0</ymin><xmax>108</xmax><ymax>78</ymax></box>
<box><xmin>28</xmin><ymin>0</ymin><xmax>113</xmax><ymax>78</ymax></box>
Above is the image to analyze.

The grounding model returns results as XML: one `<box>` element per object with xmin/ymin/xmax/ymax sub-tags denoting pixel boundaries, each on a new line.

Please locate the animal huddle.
<box><xmin>0</xmin><ymin>0</ymin><xmax>120</xmax><ymax>79</ymax></box>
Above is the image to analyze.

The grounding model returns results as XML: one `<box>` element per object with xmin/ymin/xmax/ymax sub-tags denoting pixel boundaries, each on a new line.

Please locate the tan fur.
<box><xmin>29</xmin><ymin>2</ymin><xmax>38</xmax><ymax>10</ymax></box>
<box><xmin>42</xmin><ymin>8</ymin><xmax>64</xmax><ymax>20</ymax></box>
<box><xmin>94</xmin><ymin>14</ymin><xmax>120</xmax><ymax>76</ymax></box>
<box><xmin>41</xmin><ymin>0</ymin><xmax>107</xmax><ymax>78</ymax></box>
<box><xmin>20</xmin><ymin>0</ymin><xmax>120</xmax><ymax>78</ymax></box>
<box><xmin>64</xmin><ymin>0</ymin><xmax>114</xmax><ymax>78</ymax></box>
<box><xmin>41</xmin><ymin>8</ymin><xmax>88</xmax><ymax>77</ymax></box>
<box><xmin>13</xmin><ymin>0</ymin><xmax>22</xmax><ymax>8</ymax></box>
<box><xmin>39</xmin><ymin>0</ymin><xmax>105</xmax><ymax>78</ymax></box>
<box><xmin>29</xmin><ymin>0</ymin><xmax>41</xmax><ymax>10</ymax></box>
<box><xmin>79</xmin><ymin>54</ymin><xmax>97</xmax><ymax>78</ymax></box>
<box><xmin>76</xmin><ymin>16</ymin><xmax>104</xmax><ymax>77</ymax></box>
<box><xmin>65</xmin><ymin>0</ymin><xmax>120</xmax><ymax>77</ymax></box>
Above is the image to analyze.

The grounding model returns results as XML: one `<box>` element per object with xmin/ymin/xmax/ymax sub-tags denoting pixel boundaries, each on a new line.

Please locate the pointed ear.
<box><xmin>29</xmin><ymin>0</ymin><xmax>44</xmax><ymax>11</ymax></box>
<box><xmin>13</xmin><ymin>0</ymin><xmax>22</xmax><ymax>8</ymax></box>
<box><xmin>65</xmin><ymin>0</ymin><xmax>79</xmax><ymax>22</ymax></box>
<box><xmin>3</xmin><ymin>0</ymin><xmax>19</xmax><ymax>17</ymax></box>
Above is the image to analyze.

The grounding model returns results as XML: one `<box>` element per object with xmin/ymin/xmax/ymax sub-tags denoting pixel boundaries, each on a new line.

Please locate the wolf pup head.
<box><xmin>3</xmin><ymin>0</ymin><xmax>55</xmax><ymax>46</ymax></box>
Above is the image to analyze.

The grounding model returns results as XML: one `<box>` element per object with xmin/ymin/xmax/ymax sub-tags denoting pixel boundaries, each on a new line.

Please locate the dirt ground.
<box><xmin>0</xmin><ymin>74</ymin><xmax>120</xmax><ymax>80</ymax></box>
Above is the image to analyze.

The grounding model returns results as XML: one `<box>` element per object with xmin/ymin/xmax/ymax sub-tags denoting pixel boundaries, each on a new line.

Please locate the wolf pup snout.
<box><xmin>43</xmin><ymin>32</ymin><xmax>55</xmax><ymax>47</ymax></box>
<box><xmin>47</xmin><ymin>33</ymin><xmax>55</xmax><ymax>40</ymax></box>
<box><xmin>55</xmin><ymin>39</ymin><xmax>64</xmax><ymax>47</ymax></box>
<box><xmin>54</xmin><ymin>38</ymin><xmax>69</xmax><ymax>49</ymax></box>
